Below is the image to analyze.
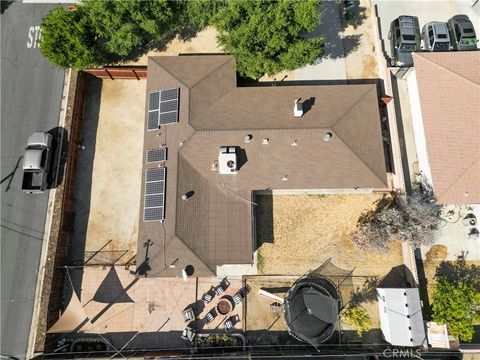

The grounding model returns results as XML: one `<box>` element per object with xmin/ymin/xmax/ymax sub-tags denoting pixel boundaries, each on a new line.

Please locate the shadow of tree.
<box><xmin>357</xmin><ymin>193</ymin><xmax>395</xmax><ymax>226</ymax></box>
<box><xmin>349</xmin><ymin>277</ymin><xmax>379</xmax><ymax>307</ymax></box>
<box><xmin>435</xmin><ymin>260</ymin><xmax>480</xmax><ymax>291</ymax></box>
<box><xmin>342</xmin><ymin>1</ymin><xmax>367</xmax><ymax>29</ymax></box>
<box><xmin>304</xmin><ymin>1</ymin><xmax>366</xmax><ymax>62</ymax></box>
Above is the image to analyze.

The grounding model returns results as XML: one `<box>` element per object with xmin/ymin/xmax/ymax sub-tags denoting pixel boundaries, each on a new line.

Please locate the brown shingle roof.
<box><xmin>413</xmin><ymin>52</ymin><xmax>480</xmax><ymax>204</ymax></box>
<box><xmin>137</xmin><ymin>55</ymin><xmax>387</xmax><ymax>277</ymax></box>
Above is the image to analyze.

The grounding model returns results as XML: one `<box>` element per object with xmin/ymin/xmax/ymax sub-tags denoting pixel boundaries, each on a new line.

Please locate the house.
<box><xmin>377</xmin><ymin>288</ymin><xmax>426</xmax><ymax>347</ymax></box>
<box><xmin>406</xmin><ymin>52</ymin><xmax>480</xmax><ymax>205</ymax></box>
<box><xmin>136</xmin><ymin>55</ymin><xmax>388</xmax><ymax>277</ymax></box>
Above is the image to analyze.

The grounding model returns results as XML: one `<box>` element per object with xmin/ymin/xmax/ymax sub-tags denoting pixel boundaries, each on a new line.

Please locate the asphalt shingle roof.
<box><xmin>137</xmin><ymin>55</ymin><xmax>387</xmax><ymax>277</ymax></box>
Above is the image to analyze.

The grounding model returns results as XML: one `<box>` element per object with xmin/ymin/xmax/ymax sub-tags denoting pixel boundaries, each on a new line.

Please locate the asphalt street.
<box><xmin>1</xmin><ymin>2</ymin><xmax>65</xmax><ymax>358</ymax></box>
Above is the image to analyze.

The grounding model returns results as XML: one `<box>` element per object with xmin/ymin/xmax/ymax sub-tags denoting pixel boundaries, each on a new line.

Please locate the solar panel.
<box><xmin>160</xmin><ymin>99</ymin><xmax>178</xmax><ymax>113</ymax></box>
<box><xmin>147</xmin><ymin>110</ymin><xmax>159</xmax><ymax>131</ymax></box>
<box><xmin>161</xmin><ymin>88</ymin><xmax>178</xmax><ymax>101</ymax></box>
<box><xmin>147</xmin><ymin>88</ymin><xmax>179</xmax><ymax>129</ymax></box>
<box><xmin>146</xmin><ymin>148</ymin><xmax>167</xmax><ymax>163</ymax></box>
<box><xmin>149</xmin><ymin>91</ymin><xmax>160</xmax><ymax>111</ymax></box>
<box><xmin>143</xmin><ymin>168</ymin><xmax>166</xmax><ymax>222</ymax></box>
<box><xmin>159</xmin><ymin>111</ymin><xmax>178</xmax><ymax>125</ymax></box>
<box><xmin>146</xmin><ymin>168</ymin><xmax>165</xmax><ymax>182</ymax></box>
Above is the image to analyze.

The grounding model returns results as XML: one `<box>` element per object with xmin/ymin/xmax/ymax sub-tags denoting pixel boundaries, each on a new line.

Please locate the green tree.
<box><xmin>343</xmin><ymin>306</ymin><xmax>372</xmax><ymax>336</ymax></box>
<box><xmin>212</xmin><ymin>0</ymin><xmax>323</xmax><ymax>79</ymax></box>
<box><xmin>40</xmin><ymin>0</ymin><xmax>180</xmax><ymax>69</ymax></box>
<box><xmin>40</xmin><ymin>6</ymin><xmax>103</xmax><ymax>69</ymax></box>
<box><xmin>432</xmin><ymin>278</ymin><xmax>480</xmax><ymax>342</ymax></box>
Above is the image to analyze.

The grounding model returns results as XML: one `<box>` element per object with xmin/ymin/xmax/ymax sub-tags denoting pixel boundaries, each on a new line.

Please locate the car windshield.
<box><xmin>433</xmin><ymin>41</ymin><xmax>449</xmax><ymax>50</ymax></box>
<box><xmin>437</xmin><ymin>34</ymin><xmax>448</xmax><ymax>39</ymax></box>
<box><xmin>460</xmin><ymin>37</ymin><xmax>476</xmax><ymax>46</ymax></box>
<box><xmin>400</xmin><ymin>43</ymin><xmax>416</xmax><ymax>51</ymax></box>
<box><xmin>402</xmin><ymin>35</ymin><xmax>416</xmax><ymax>41</ymax></box>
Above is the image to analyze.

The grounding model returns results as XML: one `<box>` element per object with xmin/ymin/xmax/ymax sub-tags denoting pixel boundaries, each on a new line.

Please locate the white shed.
<box><xmin>377</xmin><ymin>288</ymin><xmax>426</xmax><ymax>347</ymax></box>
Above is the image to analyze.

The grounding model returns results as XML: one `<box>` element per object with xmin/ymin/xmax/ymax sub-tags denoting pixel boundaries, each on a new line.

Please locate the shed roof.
<box><xmin>136</xmin><ymin>55</ymin><xmax>387</xmax><ymax>277</ymax></box>
<box><xmin>412</xmin><ymin>52</ymin><xmax>480</xmax><ymax>204</ymax></box>
<box><xmin>377</xmin><ymin>288</ymin><xmax>426</xmax><ymax>347</ymax></box>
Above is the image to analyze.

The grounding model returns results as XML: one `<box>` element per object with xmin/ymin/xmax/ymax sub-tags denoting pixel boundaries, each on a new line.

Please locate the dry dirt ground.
<box><xmin>84</xmin><ymin>80</ymin><xmax>146</xmax><ymax>261</ymax></box>
<box><xmin>255</xmin><ymin>194</ymin><xmax>403</xmax><ymax>276</ymax></box>
<box><xmin>126</xmin><ymin>27</ymin><xmax>221</xmax><ymax>66</ymax></box>
<box><xmin>249</xmin><ymin>194</ymin><xmax>405</xmax><ymax>342</ymax></box>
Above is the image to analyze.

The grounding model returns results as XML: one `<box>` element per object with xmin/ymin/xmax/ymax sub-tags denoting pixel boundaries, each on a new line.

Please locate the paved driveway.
<box><xmin>1</xmin><ymin>3</ymin><xmax>65</xmax><ymax>358</ymax></box>
<box><xmin>374</xmin><ymin>0</ymin><xmax>480</xmax><ymax>60</ymax></box>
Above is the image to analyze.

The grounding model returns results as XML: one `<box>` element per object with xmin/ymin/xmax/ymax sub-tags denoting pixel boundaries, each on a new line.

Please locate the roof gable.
<box><xmin>413</xmin><ymin>52</ymin><xmax>480</xmax><ymax>204</ymax></box>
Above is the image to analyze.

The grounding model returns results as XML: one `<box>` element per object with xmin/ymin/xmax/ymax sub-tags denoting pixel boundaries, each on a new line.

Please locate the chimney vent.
<box><xmin>293</xmin><ymin>99</ymin><xmax>303</xmax><ymax>117</ymax></box>
<box><xmin>324</xmin><ymin>132</ymin><xmax>333</xmax><ymax>141</ymax></box>
<box><xmin>244</xmin><ymin>134</ymin><xmax>253</xmax><ymax>143</ymax></box>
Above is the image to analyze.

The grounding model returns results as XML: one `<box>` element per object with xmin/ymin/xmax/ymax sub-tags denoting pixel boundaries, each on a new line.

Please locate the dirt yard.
<box><xmin>250</xmin><ymin>194</ymin><xmax>406</xmax><ymax>343</ymax></box>
<box><xmin>84</xmin><ymin>80</ymin><xmax>146</xmax><ymax>261</ymax></box>
<box><xmin>255</xmin><ymin>194</ymin><xmax>404</xmax><ymax>276</ymax></box>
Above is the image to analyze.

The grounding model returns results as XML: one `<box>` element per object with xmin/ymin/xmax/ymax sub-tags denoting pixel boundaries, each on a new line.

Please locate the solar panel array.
<box><xmin>143</xmin><ymin>168</ymin><xmax>166</xmax><ymax>222</ymax></box>
<box><xmin>147</xmin><ymin>88</ymin><xmax>179</xmax><ymax>130</ymax></box>
<box><xmin>146</xmin><ymin>148</ymin><xmax>167</xmax><ymax>163</ymax></box>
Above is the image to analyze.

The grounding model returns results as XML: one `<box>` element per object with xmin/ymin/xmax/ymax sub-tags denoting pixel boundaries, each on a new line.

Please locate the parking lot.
<box><xmin>373</xmin><ymin>0</ymin><xmax>480</xmax><ymax>60</ymax></box>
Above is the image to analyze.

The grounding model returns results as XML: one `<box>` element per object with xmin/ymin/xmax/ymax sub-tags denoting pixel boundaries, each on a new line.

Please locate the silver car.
<box><xmin>422</xmin><ymin>22</ymin><xmax>452</xmax><ymax>51</ymax></box>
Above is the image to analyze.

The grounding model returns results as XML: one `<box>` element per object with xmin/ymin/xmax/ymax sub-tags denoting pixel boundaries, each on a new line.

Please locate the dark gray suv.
<box><xmin>447</xmin><ymin>15</ymin><xmax>478</xmax><ymax>51</ymax></box>
<box><xmin>388</xmin><ymin>16</ymin><xmax>421</xmax><ymax>67</ymax></box>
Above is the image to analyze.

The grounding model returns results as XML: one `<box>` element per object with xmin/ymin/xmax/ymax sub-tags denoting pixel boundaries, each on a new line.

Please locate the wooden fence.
<box><xmin>85</xmin><ymin>66</ymin><xmax>147</xmax><ymax>80</ymax></box>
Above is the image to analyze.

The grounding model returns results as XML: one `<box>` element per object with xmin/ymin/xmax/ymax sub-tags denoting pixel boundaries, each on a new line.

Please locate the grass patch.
<box><xmin>256</xmin><ymin>251</ymin><xmax>266</xmax><ymax>273</ymax></box>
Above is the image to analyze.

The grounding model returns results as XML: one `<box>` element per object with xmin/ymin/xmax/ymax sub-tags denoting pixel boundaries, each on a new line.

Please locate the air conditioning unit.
<box><xmin>218</xmin><ymin>146</ymin><xmax>238</xmax><ymax>174</ymax></box>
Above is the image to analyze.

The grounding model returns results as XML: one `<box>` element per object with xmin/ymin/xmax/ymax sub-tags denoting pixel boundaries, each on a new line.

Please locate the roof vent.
<box><xmin>244</xmin><ymin>134</ymin><xmax>253</xmax><ymax>143</ymax></box>
<box><xmin>324</xmin><ymin>132</ymin><xmax>333</xmax><ymax>141</ymax></box>
<box><xmin>218</xmin><ymin>147</ymin><xmax>238</xmax><ymax>175</ymax></box>
<box><xmin>262</xmin><ymin>138</ymin><xmax>269</xmax><ymax>145</ymax></box>
<box><xmin>293</xmin><ymin>99</ymin><xmax>303</xmax><ymax>117</ymax></box>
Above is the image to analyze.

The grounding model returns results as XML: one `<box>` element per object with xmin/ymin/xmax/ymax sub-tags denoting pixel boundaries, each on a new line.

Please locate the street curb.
<box><xmin>26</xmin><ymin>68</ymin><xmax>71</xmax><ymax>360</ymax></box>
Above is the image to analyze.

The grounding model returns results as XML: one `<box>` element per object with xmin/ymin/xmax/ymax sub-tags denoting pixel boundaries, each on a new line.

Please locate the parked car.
<box><xmin>422</xmin><ymin>22</ymin><xmax>452</xmax><ymax>51</ymax></box>
<box><xmin>447</xmin><ymin>15</ymin><xmax>478</xmax><ymax>50</ymax></box>
<box><xmin>21</xmin><ymin>132</ymin><xmax>52</xmax><ymax>194</ymax></box>
<box><xmin>388</xmin><ymin>15</ymin><xmax>421</xmax><ymax>66</ymax></box>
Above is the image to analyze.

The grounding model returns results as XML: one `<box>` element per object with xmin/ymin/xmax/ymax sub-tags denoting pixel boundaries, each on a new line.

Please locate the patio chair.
<box><xmin>232</xmin><ymin>292</ymin><xmax>242</xmax><ymax>305</ymax></box>
<box><xmin>202</xmin><ymin>286</ymin><xmax>215</xmax><ymax>303</ymax></box>
<box><xmin>224</xmin><ymin>314</ymin><xmax>240</xmax><ymax>333</ymax></box>
<box><xmin>204</xmin><ymin>309</ymin><xmax>217</xmax><ymax>324</ymax></box>
<box><xmin>220</xmin><ymin>277</ymin><xmax>230</xmax><ymax>290</ymax></box>
<box><xmin>181</xmin><ymin>307</ymin><xmax>195</xmax><ymax>322</ymax></box>
<box><xmin>215</xmin><ymin>285</ymin><xmax>225</xmax><ymax>296</ymax></box>
<box><xmin>181</xmin><ymin>326</ymin><xmax>196</xmax><ymax>342</ymax></box>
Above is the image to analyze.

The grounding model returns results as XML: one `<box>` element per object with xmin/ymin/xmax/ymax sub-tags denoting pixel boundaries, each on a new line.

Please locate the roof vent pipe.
<box><xmin>324</xmin><ymin>132</ymin><xmax>333</xmax><ymax>141</ymax></box>
<box><xmin>244</xmin><ymin>134</ymin><xmax>253</xmax><ymax>143</ymax></box>
<box><xmin>293</xmin><ymin>99</ymin><xmax>303</xmax><ymax>117</ymax></box>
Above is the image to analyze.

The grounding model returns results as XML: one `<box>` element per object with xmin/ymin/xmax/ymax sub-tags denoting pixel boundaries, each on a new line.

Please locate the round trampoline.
<box><xmin>283</xmin><ymin>276</ymin><xmax>340</xmax><ymax>346</ymax></box>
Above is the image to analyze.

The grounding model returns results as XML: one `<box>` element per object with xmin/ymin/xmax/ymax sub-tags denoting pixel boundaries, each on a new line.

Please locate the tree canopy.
<box><xmin>432</xmin><ymin>261</ymin><xmax>480</xmax><ymax>342</ymax></box>
<box><xmin>40</xmin><ymin>0</ymin><xmax>180</xmax><ymax>68</ymax></box>
<box><xmin>40</xmin><ymin>0</ymin><xmax>323</xmax><ymax>76</ymax></box>
<box><xmin>211</xmin><ymin>0</ymin><xmax>323</xmax><ymax>79</ymax></box>
<box><xmin>350</xmin><ymin>182</ymin><xmax>441</xmax><ymax>251</ymax></box>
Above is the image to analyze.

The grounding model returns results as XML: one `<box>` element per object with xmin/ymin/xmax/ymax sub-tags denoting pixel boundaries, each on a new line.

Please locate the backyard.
<box><xmin>255</xmin><ymin>194</ymin><xmax>404</xmax><ymax>276</ymax></box>
<box><xmin>250</xmin><ymin>193</ymin><xmax>408</xmax><ymax>344</ymax></box>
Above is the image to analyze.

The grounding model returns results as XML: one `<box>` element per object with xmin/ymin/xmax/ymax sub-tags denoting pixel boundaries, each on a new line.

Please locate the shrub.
<box><xmin>343</xmin><ymin>306</ymin><xmax>372</xmax><ymax>336</ymax></box>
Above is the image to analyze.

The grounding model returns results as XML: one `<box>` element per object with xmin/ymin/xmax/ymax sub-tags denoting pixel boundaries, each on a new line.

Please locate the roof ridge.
<box><xmin>334</xmin><ymin>130</ymin><xmax>387</xmax><ymax>186</ymax></box>
<box><xmin>415</xmin><ymin>53</ymin><xmax>480</xmax><ymax>87</ymax></box>
<box><xmin>151</xmin><ymin>57</ymin><xmax>189</xmax><ymax>88</ymax></box>
<box><xmin>435</xmin><ymin>156</ymin><xmax>479</xmax><ymax>201</ymax></box>
<box><xmin>331</xmin><ymin>86</ymin><xmax>376</xmax><ymax>129</ymax></box>
<box><xmin>190</xmin><ymin>56</ymin><xmax>234</xmax><ymax>89</ymax></box>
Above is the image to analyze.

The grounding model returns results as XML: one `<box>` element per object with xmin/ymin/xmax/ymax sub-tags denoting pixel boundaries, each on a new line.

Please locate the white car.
<box><xmin>422</xmin><ymin>22</ymin><xmax>452</xmax><ymax>51</ymax></box>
